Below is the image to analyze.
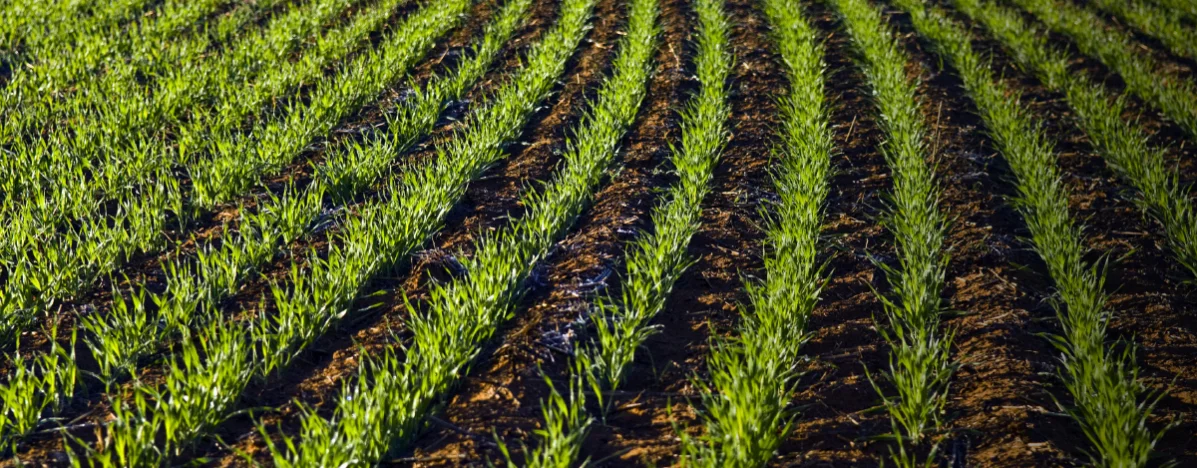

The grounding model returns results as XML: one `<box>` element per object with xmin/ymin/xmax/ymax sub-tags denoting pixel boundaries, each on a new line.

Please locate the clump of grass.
<box><xmin>0</xmin><ymin>327</ymin><xmax>78</xmax><ymax>455</ymax></box>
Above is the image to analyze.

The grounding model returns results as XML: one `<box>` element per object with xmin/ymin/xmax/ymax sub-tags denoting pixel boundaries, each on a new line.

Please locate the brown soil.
<box><xmin>7</xmin><ymin>0</ymin><xmax>1197</xmax><ymax>466</ymax></box>
<box><xmin>4</xmin><ymin>0</ymin><xmax>508</xmax><ymax>464</ymax></box>
<box><xmin>195</xmin><ymin>0</ymin><xmax>620</xmax><ymax>463</ymax></box>
<box><xmin>398</xmin><ymin>0</ymin><xmax>689</xmax><ymax>464</ymax></box>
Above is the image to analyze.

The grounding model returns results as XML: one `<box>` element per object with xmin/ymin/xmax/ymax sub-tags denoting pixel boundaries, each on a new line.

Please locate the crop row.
<box><xmin>518</xmin><ymin>0</ymin><xmax>729</xmax><ymax>464</ymax></box>
<box><xmin>960</xmin><ymin>0</ymin><xmax>1197</xmax><ymax>285</ymax></box>
<box><xmin>1011</xmin><ymin>0</ymin><xmax>1197</xmax><ymax>140</ymax></box>
<box><xmin>677</xmin><ymin>0</ymin><xmax>832</xmax><ymax>465</ymax></box>
<box><xmin>0</xmin><ymin>0</ymin><xmax>507</xmax><ymax>454</ymax></box>
<box><xmin>830</xmin><ymin>0</ymin><xmax>953</xmax><ymax>464</ymax></box>
<box><xmin>1090</xmin><ymin>0</ymin><xmax>1196</xmax><ymax>62</ymax></box>
<box><xmin>1148</xmin><ymin>0</ymin><xmax>1197</xmax><ymax>22</ymax></box>
<box><xmin>899</xmin><ymin>0</ymin><xmax>1168</xmax><ymax>465</ymax></box>
<box><xmin>0</xmin><ymin>0</ymin><xmax>238</xmax><ymax>137</ymax></box>
<box><xmin>0</xmin><ymin>0</ymin><xmax>153</xmax><ymax>67</ymax></box>
<box><xmin>0</xmin><ymin>0</ymin><xmax>437</xmax><ymax>352</ymax></box>
<box><xmin>250</xmin><ymin>0</ymin><xmax>599</xmax><ymax>464</ymax></box>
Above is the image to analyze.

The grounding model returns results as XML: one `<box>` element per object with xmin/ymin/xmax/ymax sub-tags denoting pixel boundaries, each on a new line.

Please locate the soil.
<box><xmin>3</xmin><ymin>0</ymin><xmax>510</xmax><ymax>463</ymax></box>
<box><xmin>6</xmin><ymin>0</ymin><xmax>1197</xmax><ymax>466</ymax></box>
<box><xmin>391</xmin><ymin>0</ymin><xmax>784</xmax><ymax>464</ymax></box>
<box><xmin>202</xmin><ymin>0</ymin><xmax>623</xmax><ymax>463</ymax></box>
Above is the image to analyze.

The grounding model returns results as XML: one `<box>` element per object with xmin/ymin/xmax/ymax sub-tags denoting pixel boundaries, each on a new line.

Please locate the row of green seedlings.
<box><xmin>829</xmin><ymin>0</ymin><xmax>954</xmax><ymax>464</ymax></box>
<box><xmin>0</xmin><ymin>0</ymin><xmax>369</xmax><ymax>222</ymax></box>
<box><xmin>957</xmin><ymin>0</ymin><xmax>1197</xmax><ymax>283</ymax></box>
<box><xmin>252</xmin><ymin>0</ymin><xmax>605</xmax><ymax>464</ymax></box>
<box><xmin>0</xmin><ymin>328</ymin><xmax>77</xmax><ymax>455</ymax></box>
<box><xmin>0</xmin><ymin>0</ymin><xmax>288</xmax><ymax>145</ymax></box>
<box><xmin>1148</xmin><ymin>0</ymin><xmax>1197</xmax><ymax>22</ymax></box>
<box><xmin>1090</xmin><ymin>0</ymin><xmax>1197</xmax><ymax>61</ymax></box>
<box><xmin>0</xmin><ymin>0</ymin><xmax>371</xmax><ymax>351</ymax></box>
<box><xmin>896</xmin><ymin>0</ymin><xmax>1170</xmax><ymax>465</ymax></box>
<box><xmin>674</xmin><ymin>0</ymin><xmax>832</xmax><ymax>464</ymax></box>
<box><xmin>519</xmin><ymin>0</ymin><xmax>729</xmax><ymax>464</ymax></box>
<box><xmin>0</xmin><ymin>0</ymin><xmax>533</xmax><ymax>453</ymax></box>
<box><xmin>0</xmin><ymin>0</ymin><xmax>235</xmax><ymax>127</ymax></box>
<box><xmin>64</xmin><ymin>0</ymin><xmax>589</xmax><ymax>463</ymax></box>
<box><xmin>0</xmin><ymin>0</ymin><xmax>464</xmax><ymax>352</ymax></box>
<box><xmin>0</xmin><ymin>0</ymin><xmax>151</xmax><ymax>66</ymax></box>
<box><xmin>0</xmin><ymin>0</ymin><xmax>361</xmax><ymax>281</ymax></box>
<box><xmin>1010</xmin><ymin>0</ymin><xmax>1197</xmax><ymax>140</ymax></box>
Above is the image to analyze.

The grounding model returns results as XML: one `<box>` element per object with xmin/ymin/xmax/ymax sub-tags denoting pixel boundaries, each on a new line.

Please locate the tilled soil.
<box><xmin>209</xmin><ymin>0</ymin><xmax>627</xmax><ymax>463</ymax></box>
<box><xmin>7</xmin><ymin>0</ymin><xmax>1197</xmax><ymax>466</ymax></box>
<box><xmin>403</xmin><ymin>0</ymin><xmax>688</xmax><ymax>463</ymax></box>
<box><xmin>204</xmin><ymin>0</ymin><xmax>580</xmax><ymax>462</ymax></box>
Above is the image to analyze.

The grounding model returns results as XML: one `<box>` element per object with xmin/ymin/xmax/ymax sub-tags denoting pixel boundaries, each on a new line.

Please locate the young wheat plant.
<box><xmin>679</xmin><ymin>0</ymin><xmax>832</xmax><ymax>464</ymax></box>
<box><xmin>828</xmin><ymin>0</ymin><xmax>953</xmax><ymax>464</ymax></box>
<box><xmin>950</xmin><ymin>0</ymin><xmax>1180</xmax><ymax>464</ymax></box>
<box><xmin>1011</xmin><ymin>0</ymin><xmax>1197</xmax><ymax>139</ymax></box>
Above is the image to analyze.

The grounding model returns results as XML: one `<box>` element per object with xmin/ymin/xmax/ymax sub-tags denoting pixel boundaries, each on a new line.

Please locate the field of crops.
<box><xmin>0</xmin><ymin>0</ymin><xmax>1194</xmax><ymax>465</ymax></box>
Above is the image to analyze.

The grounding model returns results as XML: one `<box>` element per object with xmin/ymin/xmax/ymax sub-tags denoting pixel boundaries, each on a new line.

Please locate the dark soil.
<box><xmin>201</xmin><ymin>0</ymin><xmax>622</xmax><ymax>463</ymax></box>
<box><xmin>400</xmin><ymin>0</ymin><xmax>685</xmax><ymax>460</ymax></box>
<box><xmin>3</xmin><ymin>0</ymin><xmax>508</xmax><ymax>464</ymax></box>
<box><xmin>7</xmin><ymin>0</ymin><xmax>1197</xmax><ymax>466</ymax></box>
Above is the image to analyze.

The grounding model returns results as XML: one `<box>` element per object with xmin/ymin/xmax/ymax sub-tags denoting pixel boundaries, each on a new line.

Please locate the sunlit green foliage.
<box><xmin>828</xmin><ymin>0</ymin><xmax>953</xmax><ymax>464</ymax></box>
<box><xmin>679</xmin><ymin>0</ymin><xmax>831</xmax><ymax>464</ymax></box>
<box><xmin>0</xmin><ymin>328</ymin><xmax>78</xmax><ymax>455</ymax></box>
<box><xmin>952</xmin><ymin>0</ymin><xmax>1180</xmax><ymax>464</ymax></box>
<box><xmin>1012</xmin><ymin>0</ymin><xmax>1197</xmax><ymax>139</ymax></box>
